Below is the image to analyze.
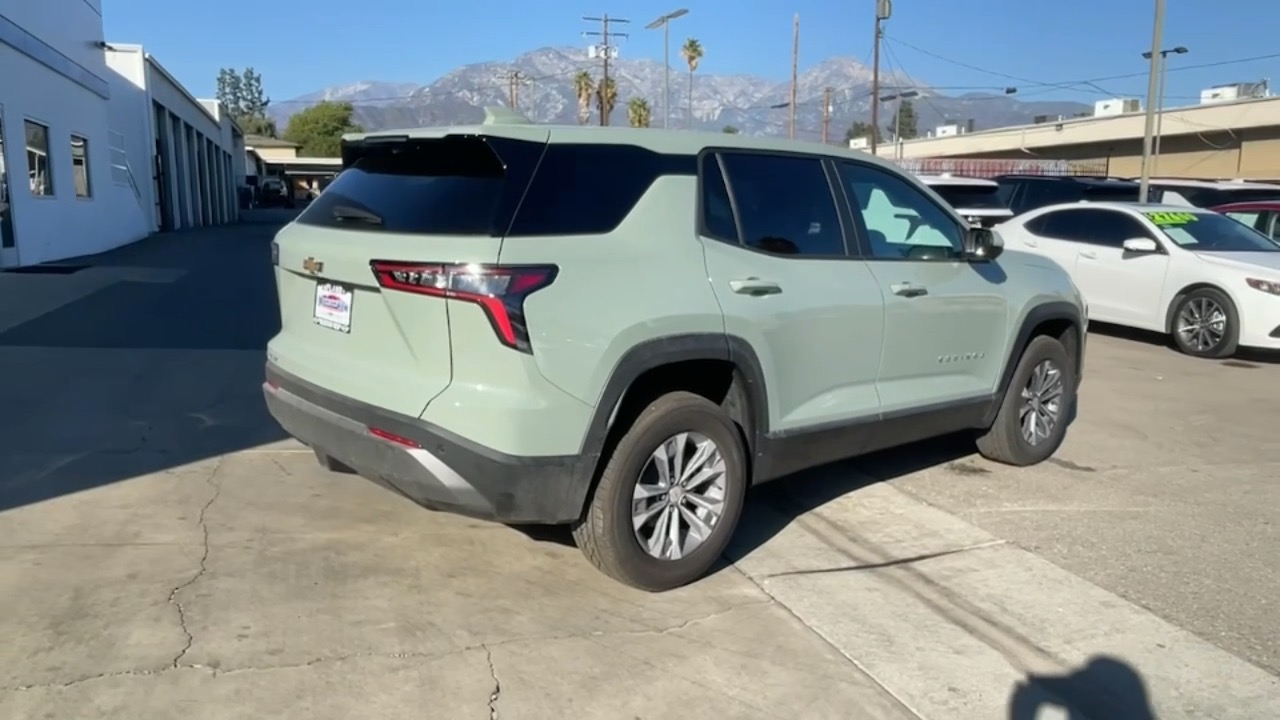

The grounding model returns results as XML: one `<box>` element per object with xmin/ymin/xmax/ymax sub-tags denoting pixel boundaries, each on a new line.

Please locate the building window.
<box><xmin>25</xmin><ymin>120</ymin><xmax>52</xmax><ymax>197</ymax></box>
<box><xmin>71</xmin><ymin>135</ymin><xmax>91</xmax><ymax>198</ymax></box>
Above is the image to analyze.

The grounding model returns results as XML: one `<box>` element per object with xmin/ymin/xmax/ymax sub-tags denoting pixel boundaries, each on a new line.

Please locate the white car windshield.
<box><xmin>1145</xmin><ymin>210</ymin><xmax>1280</xmax><ymax>252</ymax></box>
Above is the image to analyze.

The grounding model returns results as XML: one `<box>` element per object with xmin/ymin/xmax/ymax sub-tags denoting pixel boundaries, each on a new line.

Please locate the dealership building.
<box><xmin>0</xmin><ymin>0</ymin><xmax>244</xmax><ymax>269</ymax></box>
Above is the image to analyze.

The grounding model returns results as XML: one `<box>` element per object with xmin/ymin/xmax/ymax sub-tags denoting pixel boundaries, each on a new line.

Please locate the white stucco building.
<box><xmin>0</xmin><ymin>0</ymin><xmax>244</xmax><ymax>269</ymax></box>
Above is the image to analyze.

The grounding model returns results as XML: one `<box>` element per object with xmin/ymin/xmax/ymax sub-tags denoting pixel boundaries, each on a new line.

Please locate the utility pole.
<box><xmin>1138</xmin><ymin>0</ymin><xmax>1165</xmax><ymax>203</ymax></box>
<box><xmin>501</xmin><ymin>70</ymin><xmax>528</xmax><ymax>111</ymax></box>
<box><xmin>584</xmin><ymin>14</ymin><xmax>630</xmax><ymax>126</ymax></box>
<box><xmin>870</xmin><ymin>0</ymin><xmax>891</xmax><ymax>154</ymax></box>
<box><xmin>821</xmin><ymin>86</ymin><xmax>833</xmax><ymax>143</ymax></box>
<box><xmin>790</xmin><ymin>14</ymin><xmax>799</xmax><ymax>139</ymax></box>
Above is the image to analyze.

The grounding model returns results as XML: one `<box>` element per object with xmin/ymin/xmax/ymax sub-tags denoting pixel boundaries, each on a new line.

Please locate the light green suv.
<box><xmin>263</xmin><ymin>111</ymin><xmax>1086</xmax><ymax>591</ymax></box>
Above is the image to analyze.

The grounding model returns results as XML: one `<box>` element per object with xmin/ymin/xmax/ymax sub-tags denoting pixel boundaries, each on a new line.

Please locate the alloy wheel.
<box><xmin>1176</xmin><ymin>297</ymin><xmax>1227</xmax><ymax>353</ymax></box>
<box><xmin>631</xmin><ymin>431</ymin><xmax>728</xmax><ymax>561</ymax></box>
<box><xmin>1020</xmin><ymin>359</ymin><xmax>1064</xmax><ymax>446</ymax></box>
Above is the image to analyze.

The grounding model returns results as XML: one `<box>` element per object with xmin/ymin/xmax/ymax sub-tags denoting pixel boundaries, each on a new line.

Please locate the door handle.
<box><xmin>1079</xmin><ymin>250</ymin><xmax>1098</xmax><ymax>259</ymax></box>
<box><xmin>891</xmin><ymin>282</ymin><xmax>928</xmax><ymax>298</ymax></box>
<box><xmin>728</xmin><ymin>278</ymin><xmax>782</xmax><ymax>295</ymax></box>
<box><xmin>1024</xmin><ymin>239</ymin><xmax>1039</xmax><ymax>247</ymax></box>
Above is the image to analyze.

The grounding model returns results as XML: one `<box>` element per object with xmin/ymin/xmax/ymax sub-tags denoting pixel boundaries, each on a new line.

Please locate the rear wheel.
<box><xmin>1171</xmin><ymin>287</ymin><xmax>1238</xmax><ymax>359</ymax></box>
<box><xmin>976</xmin><ymin>335</ymin><xmax>1074</xmax><ymax>466</ymax></box>
<box><xmin>572</xmin><ymin>391</ymin><xmax>748</xmax><ymax>592</ymax></box>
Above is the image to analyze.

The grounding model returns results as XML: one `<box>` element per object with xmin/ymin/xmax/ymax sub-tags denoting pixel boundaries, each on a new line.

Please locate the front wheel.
<box><xmin>976</xmin><ymin>335</ymin><xmax>1075</xmax><ymax>466</ymax></box>
<box><xmin>572</xmin><ymin>391</ymin><xmax>748</xmax><ymax>592</ymax></box>
<box><xmin>1171</xmin><ymin>287</ymin><xmax>1239</xmax><ymax>359</ymax></box>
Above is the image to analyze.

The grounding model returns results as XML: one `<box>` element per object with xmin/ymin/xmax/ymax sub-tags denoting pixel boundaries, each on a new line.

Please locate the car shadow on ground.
<box><xmin>0</xmin><ymin>222</ymin><xmax>289</xmax><ymax>513</ymax></box>
<box><xmin>1088</xmin><ymin>320</ymin><xmax>1280</xmax><ymax>366</ymax></box>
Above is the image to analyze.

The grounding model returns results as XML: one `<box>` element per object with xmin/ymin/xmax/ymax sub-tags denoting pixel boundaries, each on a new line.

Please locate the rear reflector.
<box><xmin>369</xmin><ymin>426</ymin><xmax>421</xmax><ymax>448</ymax></box>
<box><xmin>369</xmin><ymin>261</ymin><xmax>557</xmax><ymax>353</ymax></box>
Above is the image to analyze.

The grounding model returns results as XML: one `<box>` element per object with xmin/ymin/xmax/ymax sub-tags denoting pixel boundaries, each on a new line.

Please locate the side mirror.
<box><xmin>1122</xmin><ymin>237</ymin><xmax>1160</xmax><ymax>254</ymax></box>
<box><xmin>965</xmin><ymin>227</ymin><xmax>1004</xmax><ymax>261</ymax></box>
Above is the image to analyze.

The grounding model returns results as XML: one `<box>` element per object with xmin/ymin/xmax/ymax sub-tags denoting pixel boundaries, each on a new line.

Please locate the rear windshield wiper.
<box><xmin>331</xmin><ymin>205</ymin><xmax>384</xmax><ymax>225</ymax></box>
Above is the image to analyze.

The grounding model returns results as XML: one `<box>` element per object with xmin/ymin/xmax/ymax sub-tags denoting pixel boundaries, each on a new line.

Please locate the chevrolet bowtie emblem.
<box><xmin>302</xmin><ymin>257</ymin><xmax>324</xmax><ymax>274</ymax></box>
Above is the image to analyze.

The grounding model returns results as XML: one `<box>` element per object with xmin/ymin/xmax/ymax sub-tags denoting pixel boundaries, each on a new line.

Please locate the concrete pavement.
<box><xmin>1</xmin><ymin>223</ymin><xmax>1277</xmax><ymax>718</ymax></box>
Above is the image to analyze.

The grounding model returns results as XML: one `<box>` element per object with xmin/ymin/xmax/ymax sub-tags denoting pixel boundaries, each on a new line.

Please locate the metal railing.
<box><xmin>889</xmin><ymin>157</ymin><xmax>1110</xmax><ymax>178</ymax></box>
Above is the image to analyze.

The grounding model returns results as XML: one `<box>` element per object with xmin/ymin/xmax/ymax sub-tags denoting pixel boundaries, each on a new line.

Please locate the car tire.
<box><xmin>572</xmin><ymin>391</ymin><xmax>748</xmax><ymax>592</ymax></box>
<box><xmin>976</xmin><ymin>334</ymin><xmax>1075</xmax><ymax>466</ymax></box>
<box><xmin>1170</xmin><ymin>287</ymin><xmax>1239</xmax><ymax>359</ymax></box>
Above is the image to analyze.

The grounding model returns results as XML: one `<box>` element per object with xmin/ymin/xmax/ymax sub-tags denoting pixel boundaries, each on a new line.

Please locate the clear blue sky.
<box><xmin>104</xmin><ymin>0</ymin><xmax>1280</xmax><ymax>108</ymax></box>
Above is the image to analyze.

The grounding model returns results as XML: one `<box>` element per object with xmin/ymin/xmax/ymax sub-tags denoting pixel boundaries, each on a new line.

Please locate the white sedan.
<box><xmin>996</xmin><ymin>202</ymin><xmax>1280</xmax><ymax>358</ymax></box>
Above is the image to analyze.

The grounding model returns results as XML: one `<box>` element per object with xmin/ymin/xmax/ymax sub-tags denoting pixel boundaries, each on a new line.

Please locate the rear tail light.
<box><xmin>369</xmin><ymin>261</ymin><xmax>557</xmax><ymax>353</ymax></box>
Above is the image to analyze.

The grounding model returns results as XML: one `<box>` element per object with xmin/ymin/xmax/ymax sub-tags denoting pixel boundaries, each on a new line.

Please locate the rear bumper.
<box><xmin>263</xmin><ymin>363</ymin><xmax>595</xmax><ymax>524</ymax></box>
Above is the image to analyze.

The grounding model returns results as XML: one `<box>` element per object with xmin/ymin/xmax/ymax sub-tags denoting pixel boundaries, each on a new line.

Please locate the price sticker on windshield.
<box><xmin>1145</xmin><ymin>211</ymin><xmax>1199</xmax><ymax>226</ymax></box>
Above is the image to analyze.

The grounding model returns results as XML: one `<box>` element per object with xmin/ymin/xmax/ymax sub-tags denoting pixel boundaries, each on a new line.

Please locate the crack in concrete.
<box><xmin>1</xmin><ymin>604</ymin><xmax>778</xmax><ymax>694</ymax></box>
<box><xmin>483</xmin><ymin>645</ymin><xmax>501</xmax><ymax>720</ymax></box>
<box><xmin>166</xmin><ymin>458</ymin><xmax>224</xmax><ymax>669</ymax></box>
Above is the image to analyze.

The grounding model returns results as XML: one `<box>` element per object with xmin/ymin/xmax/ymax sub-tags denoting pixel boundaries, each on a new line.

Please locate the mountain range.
<box><xmin>269</xmin><ymin>46</ymin><xmax>1092</xmax><ymax>141</ymax></box>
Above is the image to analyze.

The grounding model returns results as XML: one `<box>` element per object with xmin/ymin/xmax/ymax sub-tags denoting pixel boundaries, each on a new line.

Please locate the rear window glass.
<box><xmin>297</xmin><ymin>136</ymin><xmax>539</xmax><ymax>235</ymax></box>
<box><xmin>929</xmin><ymin>184</ymin><xmax>1008</xmax><ymax>210</ymax></box>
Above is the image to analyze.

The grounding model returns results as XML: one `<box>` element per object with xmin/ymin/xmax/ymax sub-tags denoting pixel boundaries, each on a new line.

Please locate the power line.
<box><xmin>271</xmin><ymin>63</ymin><xmax>600</xmax><ymax>106</ymax></box>
<box><xmin>498</xmin><ymin>70</ymin><xmax>530</xmax><ymax>110</ymax></box>
<box><xmin>881</xmin><ymin>37</ymin><xmax>949</xmax><ymax>136</ymax></box>
<box><xmin>882</xmin><ymin>34</ymin><xmax>1125</xmax><ymax>98</ymax></box>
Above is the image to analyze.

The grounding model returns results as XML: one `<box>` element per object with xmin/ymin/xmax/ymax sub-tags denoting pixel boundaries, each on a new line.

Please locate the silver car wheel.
<box><xmin>1019</xmin><ymin>359</ymin><xmax>1064</xmax><ymax>446</ymax></box>
<box><xmin>1175</xmin><ymin>297</ymin><xmax>1227</xmax><ymax>352</ymax></box>
<box><xmin>631</xmin><ymin>431</ymin><xmax>728</xmax><ymax>561</ymax></box>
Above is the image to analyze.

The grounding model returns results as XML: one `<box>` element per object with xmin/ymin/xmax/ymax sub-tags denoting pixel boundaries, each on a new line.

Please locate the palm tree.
<box><xmin>627</xmin><ymin>97</ymin><xmax>652</xmax><ymax>128</ymax></box>
<box><xmin>573</xmin><ymin>71</ymin><xmax>595</xmax><ymax>125</ymax></box>
<box><xmin>597</xmin><ymin>77</ymin><xmax>618</xmax><ymax>126</ymax></box>
<box><xmin>681</xmin><ymin>38</ymin><xmax>704</xmax><ymax>129</ymax></box>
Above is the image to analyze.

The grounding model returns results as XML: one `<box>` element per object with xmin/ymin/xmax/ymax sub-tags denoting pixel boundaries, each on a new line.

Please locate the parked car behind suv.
<box><xmin>917</xmin><ymin>174</ymin><xmax>1013</xmax><ymax>227</ymax></box>
<box><xmin>263</xmin><ymin>115</ymin><xmax>1087</xmax><ymax>591</ymax></box>
<box><xmin>1140</xmin><ymin>178</ymin><xmax>1280</xmax><ymax>208</ymax></box>
<box><xmin>996</xmin><ymin>174</ymin><xmax>1140</xmax><ymax>216</ymax></box>
<box><xmin>996</xmin><ymin>201</ymin><xmax>1280</xmax><ymax>358</ymax></box>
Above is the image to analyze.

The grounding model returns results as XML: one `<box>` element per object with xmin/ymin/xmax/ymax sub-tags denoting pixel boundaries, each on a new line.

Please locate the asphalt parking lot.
<box><xmin>1</xmin><ymin>223</ymin><xmax>1278</xmax><ymax>719</ymax></box>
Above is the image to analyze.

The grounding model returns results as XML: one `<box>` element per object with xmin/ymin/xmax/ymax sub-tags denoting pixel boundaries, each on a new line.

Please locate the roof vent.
<box><xmin>482</xmin><ymin>106</ymin><xmax>533</xmax><ymax>125</ymax></box>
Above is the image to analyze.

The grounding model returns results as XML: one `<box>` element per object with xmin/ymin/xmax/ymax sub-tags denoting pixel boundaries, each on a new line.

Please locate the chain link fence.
<box><xmin>888</xmin><ymin>157</ymin><xmax>1110</xmax><ymax>178</ymax></box>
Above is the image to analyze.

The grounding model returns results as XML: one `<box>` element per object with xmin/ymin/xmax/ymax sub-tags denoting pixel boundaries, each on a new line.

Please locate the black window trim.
<box><xmin>1030</xmin><ymin>206</ymin><xmax>1168</xmax><ymax>254</ymax></box>
<box><xmin>833</xmin><ymin>157</ymin><xmax>971</xmax><ymax>264</ymax></box>
<box><xmin>695</xmin><ymin>146</ymin><xmax>855</xmax><ymax>261</ymax></box>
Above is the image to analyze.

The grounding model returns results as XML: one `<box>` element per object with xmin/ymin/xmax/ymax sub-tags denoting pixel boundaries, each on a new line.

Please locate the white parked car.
<box><xmin>996</xmin><ymin>202</ymin><xmax>1280</xmax><ymax>358</ymax></box>
<box><xmin>1144</xmin><ymin>178</ymin><xmax>1280</xmax><ymax>208</ymax></box>
<box><xmin>917</xmin><ymin>174</ymin><xmax>1013</xmax><ymax>227</ymax></box>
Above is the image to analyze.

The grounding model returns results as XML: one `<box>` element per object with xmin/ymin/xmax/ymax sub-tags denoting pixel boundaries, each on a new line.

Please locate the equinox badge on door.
<box><xmin>302</xmin><ymin>257</ymin><xmax>324</xmax><ymax>275</ymax></box>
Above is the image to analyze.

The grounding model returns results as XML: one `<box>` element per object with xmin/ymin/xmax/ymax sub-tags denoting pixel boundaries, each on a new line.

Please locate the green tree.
<box><xmin>722</xmin><ymin>125</ymin><xmax>740</xmax><ymax>134</ymax></box>
<box><xmin>283</xmin><ymin>101</ymin><xmax>363</xmax><ymax>157</ymax></box>
<box><xmin>845</xmin><ymin>120</ymin><xmax>883</xmax><ymax>144</ymax></box>
<box><xmin>597</xmin><ymin>77</ymin><xmax>618</xmax><ymax>126</ymax></box>
<box><xmin>627</xmin><ymin>97</ymin><xmax>652</xmax><ymax>128</ymax></box>
<box><xmin>216</xmin><ymin>69</ymin><xmax>244</xmax><ymax>117</ymax></box>
<box><xmin>217</xmin><ymin>67</ymin><xmax>277</xmax><ymax>137</ymax></box>
<box><xmin>573</xmin><ymin>71</ymin><xmax>595</xmax><ymax>125</ymax></box>
<box><xmin>888</xmin><ymin>98</ymin><xmax>919</xmax><ymax>140</ymax></box>
<box><xmin>681</xmin><ymin>38</ymin><xmax>703</xmax><ymax>129</ymax></box>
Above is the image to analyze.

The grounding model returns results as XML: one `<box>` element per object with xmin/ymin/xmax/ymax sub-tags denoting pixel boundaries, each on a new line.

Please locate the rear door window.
<box><xmin>508</xmin><ymin>144</ymin><xmax>694</xmax><ymax>236</ymax></box>
<box><xmin>298</xmin><ymin>135</ymin><xmax>543</xmax><ymax>235</ymax></box>
<box><xmin>718</xmin><ymin>152</ymin><xmax>847</xmax><ymax>257</ymax></box>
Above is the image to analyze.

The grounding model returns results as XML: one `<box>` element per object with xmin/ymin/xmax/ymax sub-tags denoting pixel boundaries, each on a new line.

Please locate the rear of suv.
<box><xmin>996</xmin><ymin>174</ymin><xmax>1140</xmax><ymax>216</ymax></box>
<box><xmin>264</xmin><ymin>114</ymin><xmax>1087</xmax><ymax>591</ymax></box>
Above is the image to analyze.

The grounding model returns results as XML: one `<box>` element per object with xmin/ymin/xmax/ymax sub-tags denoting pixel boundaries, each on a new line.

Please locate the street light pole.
<box><xmin>1138</xmin><ymin>0</ymin><xmax>1166</xmax><ymax>204</ymax></box>
<box><xmin>645</xmin><ymin>8</ymin><xmax>688</xmax><ymax>130</ymax></box>
<box><xmin>1147</xmin><ymin>45</ymin><xmax>1188</xmax><ymax>176</ymax></box>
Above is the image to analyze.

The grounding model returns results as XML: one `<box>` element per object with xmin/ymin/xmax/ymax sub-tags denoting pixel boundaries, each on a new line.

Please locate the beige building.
<box><xmin>244</xmin><ymin>134</ymin><xmax>341</xmax><ymax>202</ymax></box>
<box><xmin>878</xmin><ymin>95</ymin><xmax>1280</xmax><ymax>180</ymax></box>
